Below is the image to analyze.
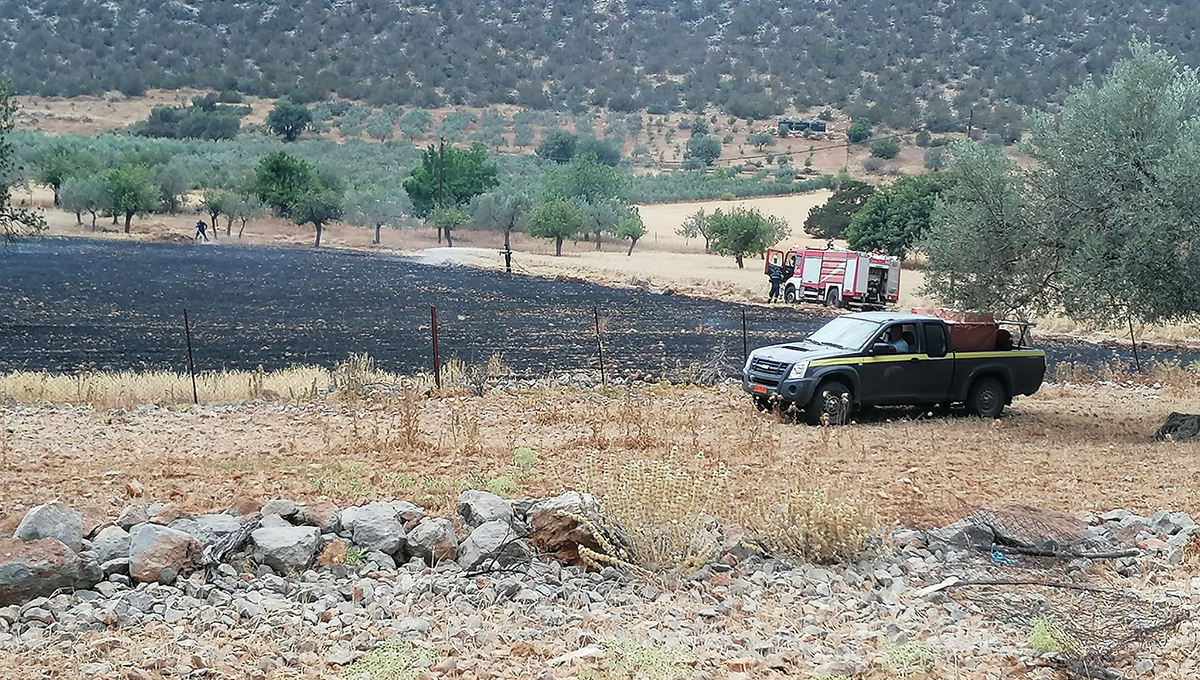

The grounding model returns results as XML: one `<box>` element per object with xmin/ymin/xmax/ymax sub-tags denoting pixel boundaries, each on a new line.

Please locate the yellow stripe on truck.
<box><xmin>808</xmin><ymin>349</ymin><xmax>1045</xmax><ymax>367</ymax></box>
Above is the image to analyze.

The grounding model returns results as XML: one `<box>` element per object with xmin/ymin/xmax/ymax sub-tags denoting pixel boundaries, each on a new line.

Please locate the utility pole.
<box><xmin>437</xmin><ymin>137</ymin><xmax>445</xmax><ymax>243</ymax></box>
<box><xmin>966</xmin><ymin>108</ymin><xmax>974</xmax><ymax>141</ymax></box>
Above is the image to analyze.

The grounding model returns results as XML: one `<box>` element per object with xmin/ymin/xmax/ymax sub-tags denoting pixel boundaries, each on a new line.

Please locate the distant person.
<box><xmin>194</xmin><ymin>220</ymin><xmax>209</xmax><ymax>242</ymax></box>
<box><xmin>767</xmin><ymin>263</ymin><xmax>784</xmax><ymax>303</ymax></box>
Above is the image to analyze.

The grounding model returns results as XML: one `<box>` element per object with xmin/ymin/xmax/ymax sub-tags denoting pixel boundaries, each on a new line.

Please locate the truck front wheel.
<box><xmin>804</xmin><ymin>380</ymin><xmax>851</xmax><ymax>425</ymax></box>
<box><xmin>824</xmin><ymin>288</ymin><xmax>841</xmax><ymax>308</ymax></box>
<box><xmin>784</xmin><ymin>284</ymin><xmax>798</xmax><ymax>304</ymax></box>
<box><xmin>967</xmin><ymin>377</ymin><xmax>1007</xmax><ymax>419</ymax></box>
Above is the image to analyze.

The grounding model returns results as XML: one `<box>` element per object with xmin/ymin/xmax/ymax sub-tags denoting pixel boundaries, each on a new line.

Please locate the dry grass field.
<box><xmin>3</xmin><ymin>370</ymin><xmax>1198</xmax><ymax>529</ymax></box>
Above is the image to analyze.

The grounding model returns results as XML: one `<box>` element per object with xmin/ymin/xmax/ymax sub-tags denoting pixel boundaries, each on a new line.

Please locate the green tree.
<box><xmin>344</xmin><ymin>188</ymin><xmax>409</xmax><ymax>244</ymax></box>
<box><xmin>846</xmin><ymin>119</ymin><xmax>872</xmax><ymax>143</ymax></box>
<box><xmin>748</xmin><ymin>131</ymin><xmax>774</xmax><ymax>151</ymax></box>
<box><xmin>675</xmin><ymin>208</ymin><xmax>719</xmax><ymax>251</ymax></box>
<box><xmin>870</xmin><ymin>137</ymin><xmax>901</xmax><ymax>159</ymax></box>
<box><xmin>526</xmin><ymin>199</ymin><xmax>584</xmax><ymax>256</ymax></box>
<box><xmin>575</xmin><ymin>137</ymin><xmax>622</xmax><ymax>166</ymax></box>
<box><xmin>230</xmin><ymin>194</ymin><xmax>266</xmax><ymax>238</ymax></box>
<box><xmin>60</xmin><ymin>175</ymin><xmax>105</xmax><ymax>229</ymax></box>
<box><xmin>103</xmin><ymin>164</ymin><xmax>158</xmax><ymax>233</ymax></box>
<box><xmin>546</xmin><ymin>154</ymin><xmax>629</xmax><ymax>248</ymax></box>
<box><xmin>400</xmin><ymin>109</ymin><xmax>432</xmax><ymax>140</ymax></box>
<box><xmin>365</xmin><ymin>112</ymin><xmax>394</xmax><ymax>141</ymax></box>
<box><xmin>536</xmin><ymin>129</ymin><xmax>578</xmax><ymax>163</ymax></box>
<box><xmin>471</xmin><ymin>185</ymin><xmax>534</xmax><ymax>251</ymax></box>
<box><xmin>615</xmin><ymin>209</ymin><xmax>647</xmax><ymax>256</ymax></box>
<box><xmin>804</xmin><ymin>179</ymin><xmax>875</xmax><ymax>240</ymax></box>
<box><xmin>266</xmin><ymin>100</ymin><xmax>313</xmax><ymax>142</ymax></box>
<box><xmin>513</xmin><ymin>122</ymin><xmax>535</xmax><ymax>149</ymax></box>
<box><xmin>36</xmin><ymin>147</ymin><xmax>98</xmax><ymax>207</ymax></box>
<box><xmin>431</xmin><ymin>206</ymin><xmax>468</xmax><ymax>247</ymax></box>
<box><xmin>402</xmin><ymin>142</ymin><xmax>499</xmax><ymax>243</ymax></box>
<box><xmin>845</xmin><ymin>173</ymin><xmax>953</xmax><ymax>257</ymax></box>
<box><xmin>685</xmin><ymin>135</ymin><xmax>722</xmax><ymax>166</ymax></box>
<box><xmin>154</xmin><ymin>160</ymin><xmax>191</xmax><ymax>214</ymax></box>
<box><xmin>291</xmin><ymin>190</ymin><xmax>344</xmax><ymax>247</ymax></box>
<box><xmin>201</xmin><ymin>189</ymin><xmax>233</xmax><ymax>236</ymax></box>
<box><xmin>709</xmin><ymin>207</ymin><xmax>788</xmax><ymax>268</ymax></box>
<box><xmin>927</xmin><ymin>43</ymin><xmax>1200</xmax><ymax>327</ymax></box>
<box><xmin>252</xmin><ymin>150</ymin><xmax>320</xmax><ymax>216</ymax></box>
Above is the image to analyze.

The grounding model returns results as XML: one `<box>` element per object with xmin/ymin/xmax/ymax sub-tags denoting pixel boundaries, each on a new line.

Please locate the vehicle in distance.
<box><xmin>741</xmin><ymin>311</ymin><xmax>1046</xmax><ymax>424</ymax></box>
<box><xmin>766</xmin><ymin>245</ymin><xmax>901</xmax><ymax>310</ymax></box>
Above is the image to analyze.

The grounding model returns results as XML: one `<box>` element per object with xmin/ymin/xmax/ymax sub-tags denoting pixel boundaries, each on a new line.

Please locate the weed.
<box><xmin>511</xmin><ymin>446</ymin><xmax>539</xmax><ymax>477</ymax></box>
<box><xmin>740</xmin><ymin>484</ymin><xmax>879</xmax><ymax>564</ymax></box>
<box><xmin>882</xmin><ymin>641</ymin><xmax>937</xmax><ymax>678</ymax></box>
<box><xmin>344</xmin><ymin>546</ymin><xmax>365</xmax><ymax>565</ymax></box>
<box><xmin>1030</xmin><ymin>616</ymin><xmax>1078</xmax><ymax>654</ymax></box>
<box><xmin>577</xmin><ymin>640</ymin><xmax>693</xmax><ymax>680</ymax></box>
<box><xmin>341</xmin><ymin>640</ymin><xmax>436</xmax><ymax>680</ymax></box>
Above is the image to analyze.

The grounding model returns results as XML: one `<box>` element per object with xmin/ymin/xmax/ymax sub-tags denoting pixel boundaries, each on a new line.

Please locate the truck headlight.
<box><xmin>789</xmin><ymin>360</ymin><xmax>810</xmax><ymax>379</ymax></box>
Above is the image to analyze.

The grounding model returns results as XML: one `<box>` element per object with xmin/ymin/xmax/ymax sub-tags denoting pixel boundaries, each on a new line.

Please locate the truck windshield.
<box><xmin>804</xmin><ymin>317</ymin><xmax>883</xmax><ymax>351</ymax></box>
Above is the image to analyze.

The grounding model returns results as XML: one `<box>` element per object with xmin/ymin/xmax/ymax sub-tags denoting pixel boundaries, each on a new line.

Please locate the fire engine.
<box><xmin>765</xmin><ymin>245</ymin><xmax>901</xmax><ymax>309</ymax></box>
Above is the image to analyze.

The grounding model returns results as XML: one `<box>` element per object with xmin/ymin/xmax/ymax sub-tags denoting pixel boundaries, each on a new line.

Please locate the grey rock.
<box><xmin>340</xmin><ymin>502</ymin><xmax>406</xmax><ymax>555</ymax></box>
<box><xmin>193</xmin><ymin>514</ymin><xmax>241</xmax><ymax>537</ymax></box>
<box><xmin>128</xmin><ymin>524</ymin><xmax>202</xmax><ymax>585</ymax></box>
<box><xmin>259</xmin><ymin>514</ymin><xmax>291</xmax><ymax>529</ymax></box>
<box><xmin>457</xmin><ymin>490</ymin><xmax>512</xmax><ymax>531</ymax></box>
<box><xmin>262</xmin><ymin>499</ymin><xmax>299</xmax><ymax>520</ymax></box>
<box><xmin>115</xmin><ymin>505</ymin><xmax>149</xmax><ymax>531</ymax></box>
<box><xmin>22</xmin><ymin>607</ymin><xmax>53</xmax><ymax>624</ymax></box>
<box><xmin>397</xmin><ymin>617</ymin><xmax>431</xmax><ymax>634</ymax></box>
<box><xmin>90</xmin><ymin>526</ymin><xmax>131</xmax><ymax>565</ymax></box>
<box><xmin>364</xmin><ymin>551</ymin><xmax>396</xmax><ymax>571</ymax></box>
<box><xmin>14</xmin><ymin>501</ymin><xmax>84</xmax><ymax>553</ymax></box>
<box><xmin>389</xmin><ymin>500</ymin><xmax>425</xmax><ymax>525</ymax></box>
<box><xmin>457</xmin><ymin>520</ymin><xmax>532</xmax><ymax>571</ymax></box>
<box><xmin>251</xmin><ymin>526</ymin><xmax>321</xmax><ymax>574</ymax></box>
<box><xmin>169</xmin><ymin>518</ymin><xmax>219</xmax><ymax>546</ymax></box>
<box><xmin>100</xmin><ymin>558</ymin><xmax>129</xmax><ymax>577</ymax></box>
<box><xmin>1099</xmin><ymin>509</ymin><xmax>1132</xmax><ymax>523</ymax></box>
<box><xmin>0</xmin><ymin>537</ymin><xmax>94</xmax><ymax>606</ymax></box>
<box><xmin>407</xmin><ymin>517</ymin><xmax>458</xmax><ymax>566</ymax></box>
<box><xmin>1135</xmin><ymin>658</ymin><xmax>1154</xmax><ymax>675</ymax></box>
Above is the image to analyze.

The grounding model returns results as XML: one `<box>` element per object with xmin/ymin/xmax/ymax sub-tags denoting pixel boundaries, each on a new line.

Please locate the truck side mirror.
<box><xmin>872</xmin><ymin>343</ymin><xmax>897</xmax><ymax>355</ymax></box>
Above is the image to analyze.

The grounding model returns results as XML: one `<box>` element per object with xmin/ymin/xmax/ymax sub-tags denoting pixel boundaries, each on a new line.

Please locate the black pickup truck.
<box><xmin>742</xmin><ymin>312</ymin><xmax>1046</xmax><ymax>424</ymax></box>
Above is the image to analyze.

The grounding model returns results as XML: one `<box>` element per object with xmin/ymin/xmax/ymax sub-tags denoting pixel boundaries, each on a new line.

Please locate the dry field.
<box><xmin>3</xmin><ymin>375</ymin><xmax>1198</xmax><ymax>530</ymax></box>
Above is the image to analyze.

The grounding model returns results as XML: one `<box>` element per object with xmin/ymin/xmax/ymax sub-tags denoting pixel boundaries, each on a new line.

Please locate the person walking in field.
<box><xmin>194</xmin><ymin>220</ymin><xmax>209</xmax><ymax>242</ymax></box>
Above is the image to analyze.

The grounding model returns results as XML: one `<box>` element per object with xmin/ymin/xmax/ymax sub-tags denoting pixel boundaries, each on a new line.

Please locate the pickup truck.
<box><xmin>741</xmin><ymin>312</ymin><xmax>1046</xmax><ymax>424</ymax></box>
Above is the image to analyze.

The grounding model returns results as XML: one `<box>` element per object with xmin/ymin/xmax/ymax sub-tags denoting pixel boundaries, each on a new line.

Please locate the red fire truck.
<box><xmin>765</xmin><ymin>245</ymin><xmax>901</xmax><ymax>309</ymax></box>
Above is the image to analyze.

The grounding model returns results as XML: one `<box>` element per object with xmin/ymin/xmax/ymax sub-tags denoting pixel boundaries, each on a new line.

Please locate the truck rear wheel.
<box><xmin>824</xmin><ymin>288</ymin><xmax>841</xmax><ymax>308</ymax></box>
<box><xmin>784</xmin><ymin>285</ymin><xmax>798</xmax><ymax>304</ymax></box>
<box><xmin>804</xmin><ymin>380</ymin><xmax>851</xmax><ymax>425</ymax></box>
<box><xmin>967</xmin><ymin>377</ymin><xmax>1006</xmax><ymax>419</ymax></box>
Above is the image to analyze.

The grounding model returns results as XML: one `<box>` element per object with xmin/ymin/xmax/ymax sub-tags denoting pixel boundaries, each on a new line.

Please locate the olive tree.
<box><xmin>709</xmin><ymin>207</ymin><xmax>788</xmax><ymax>268</ymax></box>
<box><xmin>470</xmin><ymin>185</ymin><xmax>534</xmax><ymax>251</ymax></box>
<box><xmin>526</xmin><ymin>199</ymin><xmax>584</xmax><ymax>256</ymax></box>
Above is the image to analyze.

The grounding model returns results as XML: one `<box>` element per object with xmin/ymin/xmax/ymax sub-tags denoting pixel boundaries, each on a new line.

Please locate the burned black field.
<box><xmin>0</xmin><ymin>239</ymin><xmax>1186</xmax><ymax>375</ymax></box>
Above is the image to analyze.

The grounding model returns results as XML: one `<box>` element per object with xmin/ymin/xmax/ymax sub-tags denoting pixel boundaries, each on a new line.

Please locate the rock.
<box><xmin>0</xmin><ymin>538</ymin><xmax>94</xmax><ymax>605</ymax></box>
<box><xmin>115</xmin><ymin>505</ymin><xmax>149</xmax><ymax>531</ymax></box>
<box><xmin>150</xmin><ymin>503</ymin><xmax>188</xmax><ymax>525</ymax></box>
<box><xmin>389</xmin><ymin>500</ymin><xmax>425</xmax><ymax>527</ymax></box>
<box><xmin>457</xmin><ymin>520</ymin><xmax>532</xmax><ymax>571</ymax></box>
<box><xmin>340</xmin><ymin>502</ymin><xmax>406</xmax><ymax>555</ymax></box>
<box><xmin>315</xmin><ymin>539</ymin><xmax>347</xmax><ymax>568</ymax></box>
<box><xmin>1152</xmin><ymin>412</ymin><xmax>1200</xmax><ymax>441</ymax></box>
<box><xmin>527</xmin><ymin>492</ymin><xmax>605</xmax><ymax>568</ymax></box>
<box><xmin>983</xmin><ymin>505</ymin><xmax>1086</xmax><ymax>551</ymax></box>
<box><xmin>251</xmin><ymin>526</ymin><xmax>321</xmax><ymax>574</ymax></box>
<box><xmin>457</xmin><ymin>490</ymin><xmax>512</xmax><ymax>531</ymax></box>
<box><xmin>169</xmin><ymin>519</ymin><xmax>220</xmax><ymax>545</ymax></box>
<box><xmin>301</xmin><ymin>502</ymin><xmax>341</xmax><ymax>533</ymax></box>
<box><xmin>193</xmin><ymin>514</ymin><xmax>241</xmax><ymax>537</ymax></box>
<box><xmin>90</xmin><ymin>526</ymin><xmax>131</xmax><ymax>565</ymax></box>
<box><xmin>259</xmin><ymin>515</ymin><xmax>291</xmax><ymax>529</ymax></box>
<box><xmin>14</xmin><ymin>501</ymin><xmax>84</xmax><ymax>553</ymax></box>
<box><xmin>407</xmin><ymin>518</ymin><xmax>458</xmax><ymax>565</ymax></box>
<box><xmin>128</xmin><ymin>525</ymin><xmax>202</xmax><ymax>585</ymax></box>
<box><xmin>261</xmin><ymin>499</ymin><xmax>299</xmax><ymax>520</ymax></box>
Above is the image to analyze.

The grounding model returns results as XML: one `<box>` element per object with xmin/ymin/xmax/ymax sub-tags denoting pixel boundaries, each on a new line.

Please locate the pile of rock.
<box><xmin>0</xmin><ymin>490</ymin><xmax>607</xmax><ymax>607</ymax></box>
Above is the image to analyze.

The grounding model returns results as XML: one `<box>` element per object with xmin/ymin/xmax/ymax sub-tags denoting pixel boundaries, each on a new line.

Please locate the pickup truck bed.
<box><xmin>742</xmin><ymin>312</ymin><xmax>1046</xmax><ymax>424</ymax></box>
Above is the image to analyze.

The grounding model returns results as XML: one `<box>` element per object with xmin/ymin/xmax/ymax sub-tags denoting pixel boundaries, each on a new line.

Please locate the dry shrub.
<box><xmin>740</xmin><ymin>484</ymin><xmax>880</xmax><ymax>564</ymax></box>
<box><xmin>579</xmin><ymin>452</ymin><xmax>731</xmax><ymax>573</ymax></box>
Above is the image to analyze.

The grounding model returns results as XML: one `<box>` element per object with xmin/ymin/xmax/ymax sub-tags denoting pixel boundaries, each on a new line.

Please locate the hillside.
<box><xmin>3</xmin><ymin>0</ymin><xmax>1200</xmax><ymax>132</ymax></box>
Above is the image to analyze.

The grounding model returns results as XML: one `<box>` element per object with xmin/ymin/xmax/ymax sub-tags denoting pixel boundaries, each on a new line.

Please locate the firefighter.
<box><xmin>767</xmin><ymin>262</ymin><xmax>784</xmax><ymax>303</ymax></box>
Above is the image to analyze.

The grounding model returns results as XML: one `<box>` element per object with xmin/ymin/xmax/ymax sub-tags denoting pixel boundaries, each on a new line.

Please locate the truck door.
<box><xmin>908</xmin><ymin>322</ymin><xmax>956</xmax><ymax>403</ymax></box>
<box><xmin>856</xmin><ymin>322</ymin><xmax>921</xmax><ymax>405</ymax></box>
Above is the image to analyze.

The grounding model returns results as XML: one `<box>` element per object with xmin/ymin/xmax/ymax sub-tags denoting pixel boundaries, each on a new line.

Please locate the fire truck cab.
<box><xmin>766</xmin><ymin>245</ymin><xmax>901</xmax><ymax>310</ymax></box>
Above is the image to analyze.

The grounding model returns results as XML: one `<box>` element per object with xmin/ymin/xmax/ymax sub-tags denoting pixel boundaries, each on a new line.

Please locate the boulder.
<box><xmin>169</xmin><ymin>519</ymin><xmax>219</xmax><ymax>546</ymax></box>
<box><xmin>14</xmin><ymin>501</ymin><xmax>83</xmax><ymax>553</ymax></box>
<box><xmin>0</xmin><ymin>538</ymin><xmax>95</xmax><ymax>605</ymax></box>
<box><xmin>457</xmin><ymin>520</ymin><xmax>532</xmax><ymax>571</ymax></box>
<box><xmin>90</xmin><ymin>526</ymin><xmax>131</xmax><ymax>565</ymax></box>
<box><xmin>1152</xmin><ymin>412</ymin><xmax>1200</xmax><ymax>441</ymax></box>
<box><xmin>407</xmin><ymin>518</ymin><xmax>458</xmax><ymax>565</ymax></box>
<box><xmin>261</xmin><ymin>499</ymin><xmax>300</xmax><ymax>520</ymax></box>
<box><xmin>128</xmin><ymin>525</ymin><xmax>202</xmax><ymax>585</ymax></box>
<box><xmin>340</xmin><ymin>502</ymin><xmax>406</xmax><ymax>555</ymax></box>
<box><xmin>457</xmin><ymin>490</ymin><xmax>512</xmax><ymax>531</ymax></box>
<box><xmin>251</xmin><ymin>526</ymin><xmax>321</xmax><ymax>574</ymax></box>
<box><xmin>115</xmin><ymin>505</ymin><xmax>149</xmax><ymax>531</ymax></box>
<box><xmin>527</xmin><ymin>492</ymin><xmax>604</xmax><ymax>568</ymax></box>
<box><xmin>192</xmin><ymin>514</ymin><xmax>241</xmax><ymax>537</ymax></box>
<box><xmin>983</xmin><ymin>504</ymin><xmax>1086</xmax><ymax>552</ymax></box>
<box><xmin>301</xmin><ymin>502</ymin><xmax>341</xmax><ymax>533</ymax></box>
<box><xmin>150</xmin><ymin>503</ymin><xmax>188</xmax><ymax>525</ymax></box>
<box><xmin>390</xmin><ymin>500</ymin><xmax>425</xmax><ymax>528</ymax></box>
